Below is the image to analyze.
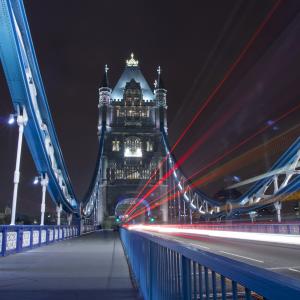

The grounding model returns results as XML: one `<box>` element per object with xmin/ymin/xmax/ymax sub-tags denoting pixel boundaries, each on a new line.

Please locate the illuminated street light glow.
<box><xmin>8</xmin><ymin>114</ymin><xmax>16</xmax><ymax>124</ymax></box>
<box><xmin>33</xmin><ymin>176</ymin><xmax>39</xmax><ymax>185</ymax></box>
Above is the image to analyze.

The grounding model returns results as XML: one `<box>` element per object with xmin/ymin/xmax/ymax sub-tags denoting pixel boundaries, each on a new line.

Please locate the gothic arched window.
<box><xmin>112</xmin><ymin>140</ymin><xmax>120</xmax><ymax>151</ymax></box>
<box><xmin>124</xmin><ymin>136</ymin><xmax>142</xmax><ymax>157</ymax></box>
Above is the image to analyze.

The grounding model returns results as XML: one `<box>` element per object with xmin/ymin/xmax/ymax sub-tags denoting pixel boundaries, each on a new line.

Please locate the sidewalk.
<box><xmin>0</xmin><ymin>231</ymin><xmax>139</xmax><ymax>300</ymax></box>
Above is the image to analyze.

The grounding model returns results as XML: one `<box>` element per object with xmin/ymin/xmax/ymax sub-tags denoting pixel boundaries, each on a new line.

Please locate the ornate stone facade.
<box><xmin>97</xmin><ymin>55</ymin><xmax>168</xmax><ymax>222</ymax></box>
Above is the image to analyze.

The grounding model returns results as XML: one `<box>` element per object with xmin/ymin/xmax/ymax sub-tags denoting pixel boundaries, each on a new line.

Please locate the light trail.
<box><xmin>126</xmin><ymin>102</ymin><xmax>300</xmax><ymax>222</ymax></box>
<box><xmin>191</xmin><ymin>124</ymin><xmax>300</xmax><ymax>189</ymax></box>
<box><xmin>123</xmin><ymin>155</ymin><xmax>166</xmax><ymax>216</ymax></box>
<box><xmin>124</xmin><ymin>0</ymin><xmax>282</xmax><ymax>217</ymax></box>
<box><xmin>127</xmin><ymin>224</ymin><xmax>300</xmax><ymax>246</ymax></box>
<box><xmin>127</xmin><ymin>186</ymin><xmax>299</xmax><ymax>223</ymax></box>
<box><xmin>169</xmin><ymin>0</ymin><xmax>282</xmax><ymax>153</ymax></box>
<box><xmin>127</xmin><ymin>190</ymin><xmax>177</xmax><ymax>222</ymax></box>
<box><xmin>126</xmin><ymin>110</ymin><xmax>234</xmax><ymax>218</ymax></box>
<box><xmin>188</xmin><ymin>102</ymin><xmax>300</xmax><ymax>184</ymax></box>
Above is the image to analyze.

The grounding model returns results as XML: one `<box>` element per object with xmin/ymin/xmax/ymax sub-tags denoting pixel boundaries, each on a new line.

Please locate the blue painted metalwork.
<box><xmin>0</xmin><ymin>0</ymin><xmax>78</xmax><ymax>214</ymax></box>
<box><xmin>161</xmin><ymin>127</ymin><xmax>300</xmax><ymax>219</ymax></box>
<box><xmin>120</xmin><ymin>227</ymin><xmax>300</xmax><ymax>300</ymax></box>
<box><xmin>0</xmin><ymin>224</ymin><xmax>82</xmax><ymax>256</ymax></box>
<box><xmin>81</xmin><ymin>122</ymin><xmax>106</xmax><ymax>218</ymax></box>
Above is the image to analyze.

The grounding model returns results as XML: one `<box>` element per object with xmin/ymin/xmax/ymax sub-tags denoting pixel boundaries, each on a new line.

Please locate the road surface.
<box><xmin>145</xmin><ymin>230</ymin><xmax>300</xmax><ymax>280</ymax></box>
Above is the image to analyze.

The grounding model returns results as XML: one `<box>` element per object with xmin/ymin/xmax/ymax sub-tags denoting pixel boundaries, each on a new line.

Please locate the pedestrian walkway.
<box><xmin>0</xmin><ymin>231</ymin><xmax>139</xmax><ymax>300</ymax></box>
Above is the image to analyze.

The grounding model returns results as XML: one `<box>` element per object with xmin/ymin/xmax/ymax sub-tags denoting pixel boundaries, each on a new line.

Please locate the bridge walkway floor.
<box><xmin>0</xmin><ymin>230</ymin><xmax>140</xmax><ymax>300</ymax></box>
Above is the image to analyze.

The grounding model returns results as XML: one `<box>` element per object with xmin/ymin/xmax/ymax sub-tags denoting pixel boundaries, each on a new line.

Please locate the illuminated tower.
<box><xmin>97</xmin><ymin>54</ymin><xmax>168</xmax><ymax>223</ymax></box>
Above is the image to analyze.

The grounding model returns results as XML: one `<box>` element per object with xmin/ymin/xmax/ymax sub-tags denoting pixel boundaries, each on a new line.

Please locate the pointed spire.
<box><xmin>157</xmin><ymin>65</ymin><xmax>162</xmax><ymax>75</ymax></box>
<box><xmin>156</xmin><ymin>65</ymin><xmax>165</xmax><ymax>89</ymax></box>
<box><xmin>100</xmin><ymin>64</ymin><xmax>109</xmax><ymax>87</ymax></box>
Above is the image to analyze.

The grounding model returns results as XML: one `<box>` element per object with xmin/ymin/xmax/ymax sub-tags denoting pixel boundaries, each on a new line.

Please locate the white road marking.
<box><xmin>219</xmin><ymin>251</ymin><xmax>264</xmax><ymax>263</ymax></box>
<box><xmin>169</xmin><ymin>236</ymin><xmax>211</xmax><ymax>250</ymax></box>
<box><xmin>189</xmin><ymin>243</ymin><xmax>210</xmax><ymax>250</ymax></box>
<box><xmin>288</xmin><ymin>268</ymin><xmax>300</xmax><ymax>273</ymax></box>
<box><xmin>267</xmin><ymin>266</ymin><xmax>300</xmax><ymax>270</ymax></box>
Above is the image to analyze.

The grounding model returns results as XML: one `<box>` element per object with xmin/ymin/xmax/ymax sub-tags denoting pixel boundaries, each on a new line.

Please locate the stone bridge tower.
<box><xmin>97</xmin><ymin>54</ymin><xmax>168</xmax><ymax>224</ymax></box>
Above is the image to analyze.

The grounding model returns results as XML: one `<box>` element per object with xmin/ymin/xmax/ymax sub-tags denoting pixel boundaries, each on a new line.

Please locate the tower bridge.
<box><xmin>95</xmin><ymin>56</ymin><xmax>169</xmax><ymax>224</ymax></box>
<box><xmin>0</xmin><ymin>1</ymin><xmax>300</xmax><ymax>299</ymax></box>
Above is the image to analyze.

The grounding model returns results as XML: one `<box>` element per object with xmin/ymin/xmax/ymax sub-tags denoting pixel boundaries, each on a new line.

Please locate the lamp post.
<box><xmin>10</xmin><ymin>105</ymin><xmax>28</xmax><ymax>225</ymax></box>
<box><xmin>56</xmin><ymin>203</ymin><xmax>62</xmax><ymax>226</ymax></box>
<box><xmin>274</xmin><ymin>201</ymin><xmax>282</xmax><ymax>223</ymax></box>
<box><xmin>67</xmin><ymin>213</ymin><xmax>72</xmax><ymax>226</ymax></box>
<box><xmin>34</xmin><ymin>173</ymin><xmax>49</xmax><ymax>226</ymax></box>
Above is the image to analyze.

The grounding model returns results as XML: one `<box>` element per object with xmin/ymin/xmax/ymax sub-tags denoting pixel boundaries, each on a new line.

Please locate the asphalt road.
<box><xmin>145</xmin><ymin>231</ymin><xmax>300</xmax><ymax>280</ymax></box>
<box><xmin>0</xmin><ymin>231</ymin><xmax>139</xmax><ymax>300</ymax></box>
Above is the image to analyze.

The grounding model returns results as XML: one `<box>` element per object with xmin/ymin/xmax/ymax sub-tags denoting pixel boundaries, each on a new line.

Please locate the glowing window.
<box><xmin>146</xmin><ymin>141</ymin><xmax>153</xmax><ymax>151</ymax></box>
<box><xmin>112</xmin><ymin>140</ymin><xmax>120</xmax><ymax>151</ymax></box>
<box><xmin>124</xmin><ymin>137</ymin><xmax>142</xmax><ymax>157</ymax></box>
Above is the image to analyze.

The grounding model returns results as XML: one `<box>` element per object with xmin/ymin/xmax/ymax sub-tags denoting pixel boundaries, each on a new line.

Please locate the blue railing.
<box><xmin>120</xmin><ymin>228</ymin><xmax>300</xmax><ymax>300</ymax></box>
<box><xmin>0</xmin><ymin>225</ymin><xmax>79</xmax><ymax>256</ymax></box>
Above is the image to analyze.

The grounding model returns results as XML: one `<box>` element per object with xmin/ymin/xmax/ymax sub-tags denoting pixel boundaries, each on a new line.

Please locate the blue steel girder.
<box><xmin>82</xmin><ymin>125</ymin><xmax>106</xmax><ymax>218</ymax></box>
<box><xmin>0</xmin><ymin>0</ymin><xmax>79</xmax><ymax>215</ymax></box>
<box><xmin>161</xmin><ymin>127</ymin><xmax>300</xmax><ymax>219</ymax></box>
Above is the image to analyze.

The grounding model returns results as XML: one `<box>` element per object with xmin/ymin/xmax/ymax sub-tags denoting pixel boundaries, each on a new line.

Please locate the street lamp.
<box><xmin>34</xmin><ymin>173</ymin><xmax>49</xmax><ymax>226</ymax></box>
<box><xmin>56</xmin><ymin>203</ymin><xmax>62</xmax><ymax>226</ymax></box>
<box><xmin>10</xmin><ymin>105</ymin><xmax>28</xmax><ymax>225</ymax></box>
<box><xmin>8</xmin><ymin>114</ymin><xmax>16</xmax><ymax>125</ymax></box>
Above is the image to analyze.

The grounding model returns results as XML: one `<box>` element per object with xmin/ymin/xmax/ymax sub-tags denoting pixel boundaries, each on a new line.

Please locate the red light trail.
<box><xmin>126</xmin><ymin>102</ymin><xmax>300</xmax><ymax>222</ymax></box>
<box><xmin>126</xmin><ymin>109</ymin><xmax>234</xmax><ymax>217</ymax></box>
<box><xmin>124</xmin><ymin>0</ymin><xmax>282</xmax><ymax>218</ymax></box>
<box><xmin>188</xmin><ymin>102</ymin><xmax>300</xmax><ymax>182</ymax></box>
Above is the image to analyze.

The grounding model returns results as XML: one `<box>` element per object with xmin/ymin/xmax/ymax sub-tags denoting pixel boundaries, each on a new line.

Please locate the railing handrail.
<box><xmin>122</xmin><ymin>228</ymin><xmax>300</xmax><ymax>299</ymax></box>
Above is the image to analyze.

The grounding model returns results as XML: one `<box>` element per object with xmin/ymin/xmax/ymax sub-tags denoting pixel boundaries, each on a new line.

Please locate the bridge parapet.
<box><xmin>0</xmin><ymin>225</ymin><xmax>79</xmax><ymax>256</ymax></box>
<box><xmin>120</xmin><ymin>227</ymin><xmax>300</xmax><ymax>300</ymax></box>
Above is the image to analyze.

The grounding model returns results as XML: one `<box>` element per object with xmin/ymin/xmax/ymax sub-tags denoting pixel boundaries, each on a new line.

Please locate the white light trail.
<box><xmin>127</xmin><ymin>225</ymin><xmax>300</xmax><ymax>246</ymax></box>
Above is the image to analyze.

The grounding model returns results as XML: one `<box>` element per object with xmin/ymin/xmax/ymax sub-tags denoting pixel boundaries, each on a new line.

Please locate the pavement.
<box><xmin>147</xmin><ymin>231</ymin><xmax>300</xmax><ymax>280</ymax></box>
<box><xmin>0</xmin><ymin>231</ymin><xmax>139</xmax><ymax>300</ymax></box>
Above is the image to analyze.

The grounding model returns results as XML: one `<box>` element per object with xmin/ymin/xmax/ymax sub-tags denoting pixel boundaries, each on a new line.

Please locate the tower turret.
<box><xmin>154</xmin><ymin>66</ymin><xmax>168</xmax><ymax>131</ymax></box>
<box><xmin>98</xmin><ymin>65</ymin><xmax>112</xmax><ymax>135</ymax></box>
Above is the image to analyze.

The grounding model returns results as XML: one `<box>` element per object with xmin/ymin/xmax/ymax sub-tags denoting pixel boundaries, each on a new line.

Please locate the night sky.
<box><xmin>1</xmin><ymin>0</ymin><xmax>300</xmax><ymax>217</ymax></box>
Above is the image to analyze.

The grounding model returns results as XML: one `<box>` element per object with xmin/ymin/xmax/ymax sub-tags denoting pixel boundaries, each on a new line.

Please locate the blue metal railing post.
<box><xmin>232</xmin><ymin>280</ymin><xmax>238</xmax><ymax>300</ymax></box>
<box><xmin>212</xmin><ymin>270</ymin><xmax>217</xmax><ymax>300</ymax></box>
<box><xmin>2</xmin><ymin>226</ymin><xmax>7</xmax><ymax>256</ymax></box>
<box><xmin>148</xmin><ymin>240</ymin><xmax>152</xmax><ymax>300</ymax></box>
<box><xmin>16</xmin><ymin>226</ymin><xmax>22</xmax><ymax>252</ymax></box>
<box><xmin>39</xmin><ymin>226</ymin><xmax>42</xmax><ymax>246</ymax></box>
<box><xmin>30</xmin><ymin>226</ymin><xmax>33</xmax><ymax>249</ymax></box>
<box><xmin>0</xmin><ymin>227</ymin><xmax>3</xmax><ymax>256</ymax></box>
<box><xmin>199</xmin><ymin>264</ymin><xmax>203</xmax><ymax>300</ymax></box>
<box><xmin>46</xmin><ymin>227</ymin><xmax>50</xmax><ymax>244</ymax></box>
<box><xmin>204</xmin><ymin>266</ymin><xmax>209</xmax><ymax>299</ymax></box>
<box><xmin>181</xmin><ymin>255</ymin><xmax>192</xmax><ymax>300</ymax></box>
<box><xmin>221</xmin><ymin>275</ymin><xmax>226</xmax><ymax>300</ymax></box>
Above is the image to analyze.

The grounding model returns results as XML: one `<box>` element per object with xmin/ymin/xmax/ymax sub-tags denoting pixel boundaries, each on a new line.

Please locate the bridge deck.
<box><xmin>0</xmin><ymin>231</ymin><xmax>139</xmax><ymax>300</ymax></box>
